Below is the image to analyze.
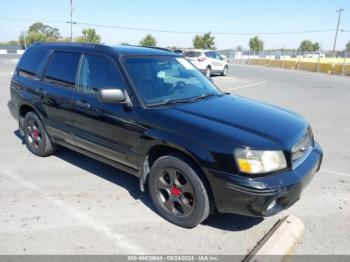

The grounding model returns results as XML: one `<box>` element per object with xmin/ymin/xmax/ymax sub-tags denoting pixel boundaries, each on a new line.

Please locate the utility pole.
<box><xmin>23</xmin><ymin>31</ymin><xmax>27</xmax><ymax>49</ymax></box>
<box><xmin>332</xmin><ymin>7</ymin><xmax>344</xmax><ymax>56</ymax></box>
<box><xmin>70</xmin><ymin>0</ymin><xmax>73</xmax><ymax>41</ymax></box>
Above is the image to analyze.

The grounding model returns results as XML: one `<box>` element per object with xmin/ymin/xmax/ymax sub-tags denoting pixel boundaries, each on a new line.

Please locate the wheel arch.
<box><xmin>19</xmin><ymin>104</ymin><xmax>36</xmax><ymax>118</ymax></box>
<box><xmin>18</xmin><ymin>104</ymin><xmax>42</xmax><ymax>135</ymax></box>
<box><xmin>139</xmin><ymin>142</ymin><xmax>216</xmax><ymax>211</ymax></box>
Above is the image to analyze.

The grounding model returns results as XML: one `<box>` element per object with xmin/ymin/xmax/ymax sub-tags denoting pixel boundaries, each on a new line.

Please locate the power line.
<box><xmin>0</xmin><ymin>16</ymin><xmax>348</xmax><ymax>36</ymax></box>
<box><xmin>72</xmin><ymin>21</ymin><xmax>337</xmax><ymax>35</ymax></box>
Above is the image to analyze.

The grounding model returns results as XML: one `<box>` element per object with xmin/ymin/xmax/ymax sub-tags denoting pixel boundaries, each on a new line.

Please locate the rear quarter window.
<box><xmin>18</xmin><ymin>46</ymin><xmax>48</xmax><ymax>76</ymax></box>
<box><xmin>44</xmin><ymin>51</ymin><xmax>81</xmax><ymax>88</ymax></box>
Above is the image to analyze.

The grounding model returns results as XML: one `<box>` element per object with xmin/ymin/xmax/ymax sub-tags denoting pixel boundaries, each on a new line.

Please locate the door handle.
<box><xmin>75</xmin><ymin>100</ymin><xmax>91</xmax><ymax>109</ymax></box>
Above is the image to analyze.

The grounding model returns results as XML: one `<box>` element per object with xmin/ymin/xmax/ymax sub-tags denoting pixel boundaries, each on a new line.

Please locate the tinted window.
<box><xmin>184</xmin><ymin>51</ymin><xmax>201</xmax><ymax>57</ymax></box>
<box><xmin>124</xmin><ymin>57</ymin><xmax>221</xmax><ymax>105</ymax></box>
<box><xmin>44</xmin><ymin>52</ymin><xmax>80</xmax><ymax>87</ymax></box>
<box><xmin>77</xmin><ymin>54</ymin><xmax>125</xmax><ymax>95</ymax></box>
<box><xmin>19</xmin><ymin>46</ymin><xmax>48</xmax><ymax>75</ymax></box>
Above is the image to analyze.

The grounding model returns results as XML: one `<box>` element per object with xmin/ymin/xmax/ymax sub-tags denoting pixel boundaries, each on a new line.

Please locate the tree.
<box><xmin>249</xmin><ymin>36</ymin><xmax>264</xmax><ymax>53</ymax></box>
<box><xmin>18</xmin><ymin>31</ymin><xmax>47</xmax><ymax>47</ymax></box>
<box><xmin>18</xmin><ymin>22</ymin><xmax>62</xmax><ymax>47</ymax></box>
<box><xmin>299</xmin><ymin>40</ymin><xmax>320</xmax><ymax>52</ymax></box>
<box><xmin>346</xmin><ymin>41</ymin><xmax>350</xmax><ymax>52</ymax></box>
<box><xmin>312</xmin><ymin>42</ymin><xmax>320</xmax><ymax>52</ymax></box>
<box><xmin>193</xmin><ymin>32</ymin><xmax>215</xmax><ymax>49</ymax></box>
<box><xmin>29</xmin><ymin>22</ymin><xmax>61</xmax><ymax>39</ymax></box>
<box><xmin>139</xmin><ymin>34</ymin><xmax>157</xmax><ymax>46</ymax></box>
<box><xmin>0</xmin><ymin>40</ymin><xmax>18</xmax><ymax>46</ymax></box>
<box><xmin>75</xmin><ymin>28</ymin><xmax>101</xmax><ymax>43</ymax></box>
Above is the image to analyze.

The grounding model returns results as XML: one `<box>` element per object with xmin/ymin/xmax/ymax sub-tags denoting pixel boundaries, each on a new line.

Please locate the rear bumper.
<box><xmin>8</xmin><ymin>100</ymin><xmax>18</xmax><ymax>121</ymax></box>
<box><xmin>207</xmin><ymin>142</ymin><xmax>323</xmax><ymax>216</ymax></box>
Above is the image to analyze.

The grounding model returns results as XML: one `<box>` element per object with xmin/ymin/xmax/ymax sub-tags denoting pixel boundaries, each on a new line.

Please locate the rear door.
<box><xmin>11</xmin><ymin>46</ymin><xmax>49</xmax><ymax>123</ymax></box>
<box><xmin>69</xmin><ymin>53</ymin><xmax>140</xmax><ymax>169</ymax></box>
<box><xmin>36</xmin><ymin>51</ymin><xmax>81</xmax><ymax>144</ymax></box>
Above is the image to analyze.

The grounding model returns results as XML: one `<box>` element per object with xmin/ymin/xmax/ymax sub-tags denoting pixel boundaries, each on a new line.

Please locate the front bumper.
<box><xmin>207</xmin><ymin>142</ymin><xmax>323</xmax><ymax>216</ymax></box>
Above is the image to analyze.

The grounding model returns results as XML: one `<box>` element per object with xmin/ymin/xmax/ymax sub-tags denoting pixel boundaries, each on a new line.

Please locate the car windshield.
<box><xmin>124</xmin><ymin>56</ymin><xmax>222</xmax><ymax>106</ymax></box>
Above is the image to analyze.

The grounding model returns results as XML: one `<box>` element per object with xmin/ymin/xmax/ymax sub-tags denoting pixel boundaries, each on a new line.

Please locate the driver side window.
<box><xmin>77</xmin><ymin>54</ymin><xmax>126</xmax><ymax>95</ymax></box>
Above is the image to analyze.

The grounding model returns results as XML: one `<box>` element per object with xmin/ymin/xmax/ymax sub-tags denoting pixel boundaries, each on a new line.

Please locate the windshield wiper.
<box><xmin>190</xmin><ymin>93</ymin><xmax>222</xmax><ymax>101</ymax></box>
<box><xmin>147</xmin><ymin>93</ymin><xmax>222</xmax><ymax>107</ymax></box>
<box><xmin>147</xmin><ymin>98</ymin><xmax>193</xmax><ymax>107</ymax></box>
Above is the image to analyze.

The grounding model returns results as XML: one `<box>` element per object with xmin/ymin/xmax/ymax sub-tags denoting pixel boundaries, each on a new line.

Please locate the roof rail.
<box><xmin>31</xmin><ymin>41</ymin><xmax>105</xmax><ymax>48</ymax></box>
<box><xmin>129</xmin><ymin>45</ymin><xmax>172</xmax><ymax>52</ymax></box>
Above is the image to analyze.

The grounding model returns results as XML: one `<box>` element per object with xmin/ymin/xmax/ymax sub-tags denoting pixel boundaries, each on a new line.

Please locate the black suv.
<box><xmin>8</xmin><ymin>43</ymin><xmax>323</xmax><ymax>228</ymax></box>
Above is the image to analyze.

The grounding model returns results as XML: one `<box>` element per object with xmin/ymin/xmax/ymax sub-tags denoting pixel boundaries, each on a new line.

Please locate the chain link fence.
<box><xmin>219</xmin><ymin>49</ymin><xmax>350</xmax><ymax>75</ymax></box>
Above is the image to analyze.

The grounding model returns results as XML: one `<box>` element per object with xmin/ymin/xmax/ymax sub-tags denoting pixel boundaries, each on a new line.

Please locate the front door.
<box><xmin>69</xmin><ymin>53</ymin><xmax>140</xmax><ymax>169</ymax></box>
<box><xmin>212</xmin><ymin>52</ymin><xmax>225</xmax><ymax>72</ymax></box>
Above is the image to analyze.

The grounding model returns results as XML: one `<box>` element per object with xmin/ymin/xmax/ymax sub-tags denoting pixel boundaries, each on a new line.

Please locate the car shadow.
<box><xmin>13</xmin><ymin>129</ymin><xmax>263</xmax><ymax>231</ymax></box>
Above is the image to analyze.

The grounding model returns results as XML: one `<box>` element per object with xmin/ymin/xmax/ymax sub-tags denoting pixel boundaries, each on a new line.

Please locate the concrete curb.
<box><xmin>243</xmin><ymin>215</ymin><xmax>304</xmax><ymax>261</ymax></box>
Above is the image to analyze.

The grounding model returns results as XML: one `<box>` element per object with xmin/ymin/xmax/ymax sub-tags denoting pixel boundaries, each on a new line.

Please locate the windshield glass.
<box><xmin>124</xmin><ymin>57</ymin><xmax>222</xmax><ymax>105</ymax></box>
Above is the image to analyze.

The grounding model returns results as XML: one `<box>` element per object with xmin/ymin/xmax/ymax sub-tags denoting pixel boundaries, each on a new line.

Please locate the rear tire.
<box><xmin>23</xmin><ymin>112</ymin><xmax>56</xmax><ymax>157</ymax></box>
<box><xmin>205</xmin><ymin>67</ymin><xmax>211</xmax><ymax>78</ymax></box>
<box><xmin>148</xmin><ymin>154</ymin><xmax>210</xmax><ymax>228</ymax></box>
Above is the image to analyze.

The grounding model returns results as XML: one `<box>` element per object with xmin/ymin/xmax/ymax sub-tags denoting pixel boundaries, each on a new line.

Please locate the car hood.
<box><xmin>168</xmin><ymin>95</ymin><xmax>308</xmax><ymax>149</ymax></box>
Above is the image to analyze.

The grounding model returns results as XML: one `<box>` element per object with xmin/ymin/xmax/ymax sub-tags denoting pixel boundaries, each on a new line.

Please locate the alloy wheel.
<box><xmin>156</xmin><ymin>168</ymin><xmax>195</xmax><ymax>217</ymax></box>
<box><xmin>26</xmin><ymin>119</ymin><xmax>43</xmax><ymax>150</ymax></box>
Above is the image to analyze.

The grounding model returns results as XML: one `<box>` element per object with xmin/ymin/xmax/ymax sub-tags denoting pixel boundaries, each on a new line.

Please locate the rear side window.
<box><xmin>77</xmin><ymin>54</ymin><xmax>126</xmax><ymax>95</ymax></box>
<box><xmin>44</xmin><ymin>51</ymin><xmax>80</xmax><ymax>88</ymax></box>
<box><xmin>19</xmin><ymin>46</ymin><xmax>48</xmax><ymax>76</ymax></box>
<box><xmin>184</xmin><ymin>51</ymin><xmax>201</xmax><ymax>57</ymax></box>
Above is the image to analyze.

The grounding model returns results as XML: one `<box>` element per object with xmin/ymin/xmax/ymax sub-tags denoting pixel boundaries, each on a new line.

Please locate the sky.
<box><xmin>0</xmin><ymin>0</ymin><xmax>349</xmax><ymax>50</ymax></box>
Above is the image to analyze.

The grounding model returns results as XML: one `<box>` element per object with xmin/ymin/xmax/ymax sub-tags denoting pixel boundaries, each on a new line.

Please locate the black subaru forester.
<box><xmin>8</xmin><ymin>43</ymin><xmax>323</xmax><ymax>228</ymax></box>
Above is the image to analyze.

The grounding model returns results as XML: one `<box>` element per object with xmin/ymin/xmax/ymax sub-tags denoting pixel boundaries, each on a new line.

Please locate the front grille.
<box><xmin>291</xmin><ymin>129</ymin><xmax>313</xmax><ymax>168</ymax></box>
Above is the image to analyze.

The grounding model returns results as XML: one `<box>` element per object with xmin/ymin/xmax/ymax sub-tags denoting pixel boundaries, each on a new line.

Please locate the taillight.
<box><xmin>197</xmin><ymin>56</ymin><xmax>206</xmax><ymax>62</ymax></box>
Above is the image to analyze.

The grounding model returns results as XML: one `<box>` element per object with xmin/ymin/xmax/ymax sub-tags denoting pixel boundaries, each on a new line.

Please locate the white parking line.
<box><xmin>0</xmin><ymin>72</ymin><xmax>13</xmax><ymax>76</ymax></box>
<box><xmin>322</xmin><ymin>168</ymin><xmax>350</xmax><ymax>177</ymax></box>
<box><xmin>1</xmin><ymin>168</ymin><xmax>145</xmax><ymax>254</ymax></box>
<box><xmin>217</xmin><ymin>76</ymin><xmax>236</xmax><ymax>80</ymax></box>
<box><xmin>228</xmin><ymin>80</ymin><xmax>267</xmax><ymax>91</ymax></box>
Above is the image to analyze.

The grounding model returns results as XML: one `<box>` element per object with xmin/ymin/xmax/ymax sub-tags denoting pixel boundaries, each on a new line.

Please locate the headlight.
<box><xmin>234</xmin><ymin>149</ymin><xmax>287</xmax><ymax>174</ymax></box>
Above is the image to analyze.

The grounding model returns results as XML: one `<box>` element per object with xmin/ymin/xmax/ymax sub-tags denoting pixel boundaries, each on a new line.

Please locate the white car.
<box><xmin>184</xmin><ymin>49</ymin><xmax>228</xmax><ymax>77</ymax></box>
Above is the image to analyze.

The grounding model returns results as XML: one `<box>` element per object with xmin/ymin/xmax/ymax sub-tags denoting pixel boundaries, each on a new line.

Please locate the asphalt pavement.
<box><xmin>0</xmin><ymin>55</ymin><xmax>349</xmax><ymax>255</ymax></box>
<box><xmin>214</xmin><ymin>64</ymin><xmax>350</xmax><ymax>255</ymax></box>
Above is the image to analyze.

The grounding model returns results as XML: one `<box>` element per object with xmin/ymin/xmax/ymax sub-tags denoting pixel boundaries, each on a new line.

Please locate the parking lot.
<box><xmin>0</xmin><ymin>54</ymin><xmax>349</xmax><ymax>255</ymax></box>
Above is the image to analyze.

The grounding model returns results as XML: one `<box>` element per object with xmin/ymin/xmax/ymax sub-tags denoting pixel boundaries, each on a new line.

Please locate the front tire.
<box><xmin>23</xmin><ymin>112</ymin><xmax>56</xmax><ymax>157</ymax></box>
<box><xmin>148</xmin><ymin>155</ymin><xmax>210</xmax><ymax>228</ymax></box>
<box><xmin>221</xmin><ymin>66</ymin><xmax>228</xmax><ymax>76</ymax></box>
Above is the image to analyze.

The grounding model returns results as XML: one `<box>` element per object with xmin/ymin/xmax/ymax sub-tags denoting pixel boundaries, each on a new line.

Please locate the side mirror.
<box><xmin>98</xmin><ymin>88</ymin><xmax>126</xmax><ymax>103</ymax></box>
